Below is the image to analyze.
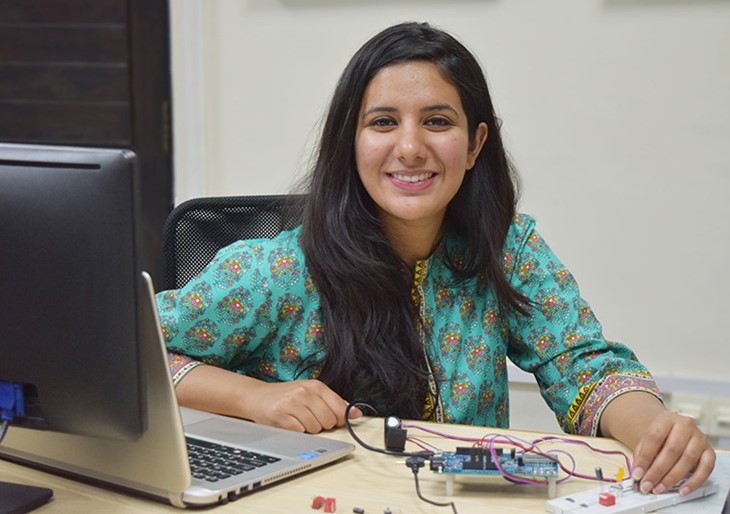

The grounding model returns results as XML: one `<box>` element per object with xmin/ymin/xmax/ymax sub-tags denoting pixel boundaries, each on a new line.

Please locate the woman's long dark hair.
<box><xmin>299</xmin><ymin>22</ymin><xmax>526</xmax><ymax>419</ymax></box>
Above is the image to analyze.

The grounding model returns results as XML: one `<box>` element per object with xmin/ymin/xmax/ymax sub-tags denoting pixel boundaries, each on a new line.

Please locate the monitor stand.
<box><xmin>0</xmin><ymin>481</ymin><xmax>53</xmax><ymax>513</ymax></box>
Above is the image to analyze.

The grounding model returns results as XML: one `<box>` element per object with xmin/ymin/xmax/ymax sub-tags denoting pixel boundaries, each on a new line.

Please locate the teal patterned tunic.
<box><xmin>157</xmin><ymin>213</ymin><xmax>660</xmax><ymax>436</ymax></box>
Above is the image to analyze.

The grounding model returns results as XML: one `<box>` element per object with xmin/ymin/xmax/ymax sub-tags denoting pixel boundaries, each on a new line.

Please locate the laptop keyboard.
<box><xmin>186</xmin><ymin>436</ymin><xmax>281</xmax><ymax>483</ymax></box>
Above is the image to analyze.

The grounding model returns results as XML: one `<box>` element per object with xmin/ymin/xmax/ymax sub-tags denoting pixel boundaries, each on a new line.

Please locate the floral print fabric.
<box><xmin>157</xmin><ymin>213</ymin><xmax>660</xmax><ymax>436</ymax></box>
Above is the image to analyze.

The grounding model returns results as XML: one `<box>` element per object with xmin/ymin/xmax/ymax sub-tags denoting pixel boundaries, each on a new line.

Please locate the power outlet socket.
<box><xmin>667</xmin><ymin>393</ymin><xmax>712</xmax><ymax>433</ymax></box>
<box><xmin>708</xmin><ymin>397</ymin><xmax>730</xmax><ymax>439</ymax></box>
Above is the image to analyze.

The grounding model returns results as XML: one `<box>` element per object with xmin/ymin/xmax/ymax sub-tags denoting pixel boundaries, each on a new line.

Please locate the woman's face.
<box><xmin>355</xmin><ymin>61</ymin><xmax>487</xmax><ymax>235</ymax></box>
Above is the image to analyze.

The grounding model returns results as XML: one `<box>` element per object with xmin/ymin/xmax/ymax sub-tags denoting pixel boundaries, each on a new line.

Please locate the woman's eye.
<box><xmin>371</xmin><ymin>118</ymin><xmax>395</xmax><ymax>128</ymax></box>
<box><xmin>426</xmin><ymin>117</ymin><xmax>451</xmax><ymax>127</ymax></box>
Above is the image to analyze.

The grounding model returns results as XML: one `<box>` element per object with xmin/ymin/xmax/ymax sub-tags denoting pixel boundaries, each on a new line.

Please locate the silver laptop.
<box><xmin>0</xmin><ymin>273</ymin><xmax>355</xmax><ymax>508</ymax></box>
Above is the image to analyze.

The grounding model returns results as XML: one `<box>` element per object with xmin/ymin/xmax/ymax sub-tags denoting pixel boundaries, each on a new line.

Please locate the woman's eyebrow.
<box><xmin>361</xmin><ymin>103</ymin><xmax>459</xmax><ymax>117</ymax></box>
<box><xmin>423</xmin><ymin>103</ymin><xmax>458</xmax><ymax>115</ymax></box>
<box><xmin>361</xmin><ymin>106</ymin><xmax>397</xmax><ymax>117</ymax></box>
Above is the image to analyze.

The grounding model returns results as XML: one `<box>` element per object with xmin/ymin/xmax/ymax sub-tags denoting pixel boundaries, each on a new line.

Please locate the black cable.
<box><xmin>344</xmin><ymin>401</ymin><xmax>457</xmax><ymax>512</ymax></box>
<box><xmin>344</xmin><ymin>401</ymin><xmax>433</xmax><ymax>458</ymax></box>
<box><xmin>406</xmin><ymin>457</ymin><xmax>458</xmax><ymax>514</ymax></box>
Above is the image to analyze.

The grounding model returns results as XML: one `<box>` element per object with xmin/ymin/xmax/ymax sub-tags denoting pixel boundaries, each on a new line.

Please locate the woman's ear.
<box><xmin>466</xmin><ymin>122</ymin><xmax>489</xmax><ymax>170</ymax></box>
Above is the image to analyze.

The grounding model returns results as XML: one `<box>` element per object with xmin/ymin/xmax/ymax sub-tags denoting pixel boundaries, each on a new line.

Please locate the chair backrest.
<box><xmin>160</xmin><ymin>195</ymin><xmax>303</xmax><ymax>290</ymax></box>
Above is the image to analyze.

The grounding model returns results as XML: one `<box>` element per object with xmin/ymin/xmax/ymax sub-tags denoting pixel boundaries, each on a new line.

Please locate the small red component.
<box><xmin>312</xmin><ymin>495</ymin><xmax>326</xmax><ymax>509</ymax></box>
<box><xmin>324</xmin><ymin>497</ymin><xmax>337</xmax><ymax>513</ymax></box>
<box><xmin>599</xmin><ymin>492</ymin><xmax>616</xmax><ymax>506</ymax></box>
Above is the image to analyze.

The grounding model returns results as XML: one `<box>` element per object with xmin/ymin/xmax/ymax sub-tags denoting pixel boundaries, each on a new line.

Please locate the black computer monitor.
<box><xmin>0</xmin><ymin>143</ymin><xmax>145</xmax><ymax>442</ymax></box>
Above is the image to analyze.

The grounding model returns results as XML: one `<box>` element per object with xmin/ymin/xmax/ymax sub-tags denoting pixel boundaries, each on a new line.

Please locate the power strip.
<box><xmin>546</xmin><ymin>478</ymin><xmax>719</xmax><ymax>514</ymax></box>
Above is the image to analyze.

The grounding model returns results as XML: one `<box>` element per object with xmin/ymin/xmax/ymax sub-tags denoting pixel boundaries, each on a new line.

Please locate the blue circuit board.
<box><xmin>430</xmin><ymin>447</ymin><xmax>559</xmax><ymax>478</ymax></box>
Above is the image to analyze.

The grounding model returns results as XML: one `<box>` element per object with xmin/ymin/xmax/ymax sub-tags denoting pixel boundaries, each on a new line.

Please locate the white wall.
<box><xmin>170</xmin><ymin>1</ymin><xmax>730</xmax><ymax>385</ymax></box>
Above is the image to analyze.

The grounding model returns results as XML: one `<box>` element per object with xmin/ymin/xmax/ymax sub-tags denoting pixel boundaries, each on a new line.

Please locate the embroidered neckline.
<box><xmin>412</xmin><ymin>259</ymin><xmax>444</xmax><ymax>423</ymax></box>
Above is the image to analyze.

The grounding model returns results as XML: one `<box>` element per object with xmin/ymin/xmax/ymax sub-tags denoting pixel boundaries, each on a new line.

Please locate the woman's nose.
<box><xmin>395</xmin><ymin>126</ymin><xmax>426</xmax><ymax>164</ymax></box>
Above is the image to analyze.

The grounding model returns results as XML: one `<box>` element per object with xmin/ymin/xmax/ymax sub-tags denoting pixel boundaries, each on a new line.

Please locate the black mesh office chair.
<box><xmin>160</xmin><ymin>195</ymin><xmax>303</xmax><ymax>291</ymax></box>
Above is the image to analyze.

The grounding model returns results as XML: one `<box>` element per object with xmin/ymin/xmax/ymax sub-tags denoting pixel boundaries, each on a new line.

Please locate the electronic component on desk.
<box><xmin>429</xmin><ymin>447</ymin><xmax>559</xmax><ymax>497</ymax></box>
<box><xmin>545</xmin><ymin>478</ymin><xmax>720</xmax><ymax>514</ymax></box>
<box><xmin>384</xmin><ymin>416</ymin><xmax>407</xmax><ymax>452</ymax></box>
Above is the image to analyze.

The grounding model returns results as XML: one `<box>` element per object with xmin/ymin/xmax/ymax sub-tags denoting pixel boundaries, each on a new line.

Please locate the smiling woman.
<box><xmin>355</xmin><ymin>61</ymin><xmax>488</xmax><ymax>266</ymax></box>
<box><xmin>157</xmin><ymin>21</ymin><xmax>715</xmax><ymax>499</ymax></box>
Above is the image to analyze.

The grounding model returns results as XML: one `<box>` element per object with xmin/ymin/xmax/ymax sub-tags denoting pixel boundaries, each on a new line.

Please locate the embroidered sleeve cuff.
<box><xmin>167</xmin><ymin>352</ymin><xmax>205</xmax><ymax>387</ymax></box>
<box><xmin>570</xmin><ymin>373</ymin><xmax>663</xmax><ymax>437</ymax></box>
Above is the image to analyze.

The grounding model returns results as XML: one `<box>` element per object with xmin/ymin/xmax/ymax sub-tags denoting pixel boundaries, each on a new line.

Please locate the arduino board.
<box><xmin>429</xmin><ymin>447</ymin><xmax>559</xmax><ymax>497</ymax></box>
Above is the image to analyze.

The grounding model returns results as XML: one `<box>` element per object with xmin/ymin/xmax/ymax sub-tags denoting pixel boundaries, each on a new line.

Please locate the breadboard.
<box><xmin>546</xmin><ymin>478</ymin><xmax>719</xmax><ymax>514</ymax></box>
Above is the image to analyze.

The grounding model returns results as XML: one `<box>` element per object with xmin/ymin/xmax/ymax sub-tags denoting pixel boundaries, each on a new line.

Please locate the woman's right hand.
<box><xmin>175</xmin><ymin>364</ymin><xmax>361</xmax><ymax>433</ymax></box>
<box><xmin>243</xmin><ymin>379</ymin><xmax>361</xmax><ymax>433</ymax></box>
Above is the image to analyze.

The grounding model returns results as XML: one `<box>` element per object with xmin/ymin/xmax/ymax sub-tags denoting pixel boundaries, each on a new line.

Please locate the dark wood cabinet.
<box><xmin>0</xmin><ymin>0</ymin><xmax>173</xmax><ymax>282</ymax></box>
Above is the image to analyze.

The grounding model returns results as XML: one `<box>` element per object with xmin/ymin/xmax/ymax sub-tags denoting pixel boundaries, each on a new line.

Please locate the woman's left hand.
<box><xmin>630</xmin><ymin>409</ymin><xmax>716</xmax><ymax>496</ymax></box>
<box><xmin>599</xmin><ymin>391</ymin><xmax>716</xmax><ymax>496</ymax></box>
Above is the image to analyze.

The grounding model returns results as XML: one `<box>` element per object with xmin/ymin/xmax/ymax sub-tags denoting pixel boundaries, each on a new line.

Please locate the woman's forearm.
<box><xmin>175</xmin><ymin>363</ymin><xmax>260</xmax><ymax>420</ymax></box>
<box><xmin>174</xmin><ymin>364</ymin><xmax>360</xmax><ymax>433</ymax></box>
<box><xmin>599</xmin><ymin>390</ymin><xmax>665</xmax><ymax>449</ymax></box>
